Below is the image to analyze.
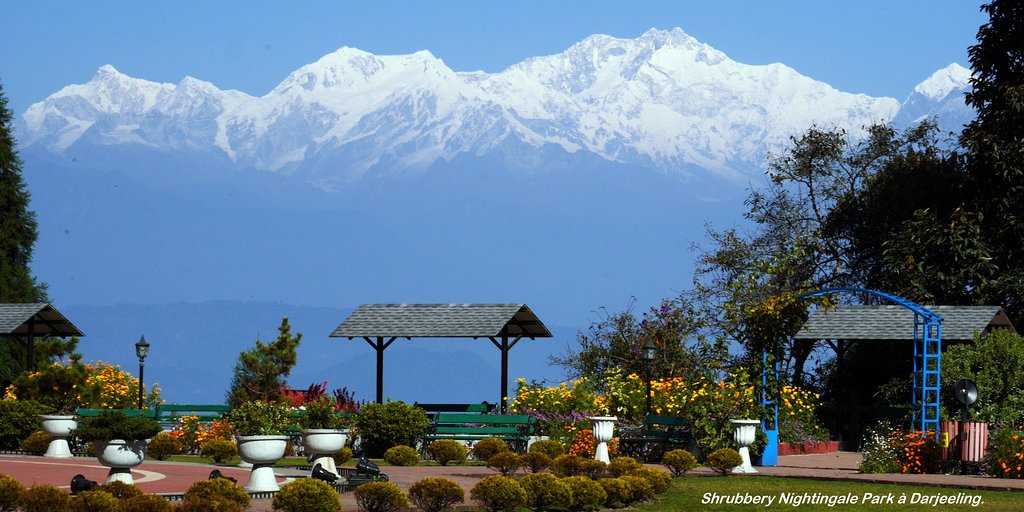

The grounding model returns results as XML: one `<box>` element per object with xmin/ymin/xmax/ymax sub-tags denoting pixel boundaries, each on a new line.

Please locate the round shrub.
<box><xmin>383</xmin><ymin>445</ymin><xmax>419</xmax><ymax>466</ymax></box>
<box><xmin>607</xmin><ymin>456</ymin><xmax>642</xmax><ymax>477</ymax></box>
<box><xmin>470</xmin><ymin>475</ymin><xmax>527</xmax><ymax>512</ymax></box>
<box><xmin>69</xmin><ymin>489</ymin><xmax>120</xmax><ymax>512</ymax></box>
<box><xmin>519</xmin><ymin>473</ymin><xmax>572</xmax><ymax>511</ymax></box>
<box><xmin>183</xmin><ymin>478</ymin><xmax>250</xmax><ymax>511</ymax></box>
<box><xmin>599</xmin><ymin>478</ymin><xmax>631</xmax><ymax>508</ymax></box>
<box><xmin>579</xmin><ymin>458</ymin><xmax>608</xmax><ymax>479</ymax></box>
<box><xmin>706</xmin><ymin>448</ymin><xmax>743</xmax><ymax>475</ymax></box>
<box><xmin>0</xmin><ymin>474</ymin><xmax>25</xmax><ymax>512</ymax></box>
<box><xmin>408</xmin><ymin>477</ymin><xmax>464</xmax><ymax>512</ymax></box>
<box><xmin>528</xmin><ymin>439</ymin><xmax>564</xmax><ymax>459</ymax></box>
<box><xmin>122</xmin><ymin>494</ymin><xmax>174</xmax><ymax>512</ymax></box>
<box><xmin>0</xmin><ymin>400</ymin><xmax>49</xmax><ymax>450</ymax></box>
<box><xmin>550</xmin><ymin>454</ymin><xmax>584</xmax><ymax>477</ymax></box>
<box><xmin>179</xmin><ymin>498</ymin><xmax>245</xmax><ymax>512</ymax></box>
<box><xmin>354</xmin><ymin>481</ymin><xmax>408</xmax><ymax>512</ymax></box>
<box><xmin>627</xmin><ymin>467</ymin><xmax>672</xmax><ymax>494</ymax></box>
<box><xmin>99</xmin><ymin>481</ymin><xmax>143</xmax><ymax>500</ymax></box>
<box><xmin>562</xmin><ymin>476</ymin><xmax>606</xmax><ymax>512</ymax></box>
<box><xmin>147</xmin><ymin>432</ymin><xmax>182</xmax><ymax>460</ymax></box>
<box><xmin>472</xmin><ymin>437</ymin><xmax>509</xmax><ymax>461</ymax></box>
<box><xmin>427</xmin><ymin>439</ymin><xmax>467</xmax><ymax>466</ymax></box>
<box><xmin>522</xmin><ymin>451</ymin><xmax>551</xmax><ymax>473</ymax></box>
<box><xmin>333</xmin><ymin>447</ymin><xmax>353</xmax><ymax>467</ymax></box>
<box><xmin>619</xmin><ymin>475</ymin><xmax>654</xmax><ymax>503</ymax></box>
<box><xmin>20</xmin><ymin>485</ymin><xmax>70</xmax><ymax>512</ymax></box>
<box><xmin>200</xmin><ymin>438</ymin><xmax>238</xmax><ymax>464</ymax></box>
<box><xmin>486</xmin><ymin>451</ymin><xmax>521</xmax><ymax>476</ymax></box>
<box><xmin>20</xmin><ymin>431</ymin><xmax>50</xmax><ymax>456</ymax></box>
<box><xmin>662</xmin><ymin>449</ymin><xmax>697</xmax><ymax>476</ymax></box>
<box><xmin>272</xmin><ymin>478</ymin><xmax>341</xmax><ymax>512</ymax></box>
<box><xmin>353</xmin><ymin>402</ymin><xmax>429</xmax><ymax>457</ymax></box>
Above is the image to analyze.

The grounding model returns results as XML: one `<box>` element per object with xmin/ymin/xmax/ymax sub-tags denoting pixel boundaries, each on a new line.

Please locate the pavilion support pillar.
<box><xmin>363</xmin><ymin>336</ymin><xmax>397</xmax><ymax>404</ymax></box>
<box><xmin>27</xmin><ymin>321</ymin><xmax>36</xmax><ymax>371</ymax></box>
<box><xmin>490</xmin><ymin>335</ymin><xmax>526</xmax><ymax>414</ymax></box>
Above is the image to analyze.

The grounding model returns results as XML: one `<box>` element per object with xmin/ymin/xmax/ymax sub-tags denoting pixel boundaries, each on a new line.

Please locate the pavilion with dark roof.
<box><xmin>330</xmin><ymin>303</ymin><xmax>552</xmax><ymax>411</ymax></box>
<box><xmin>0</xmin><ymin>303</ymin><xmax>84</xmax><ymax>370</ymax></box>
<box><xmin>796</xmin><ymin>305</ymin><xmax>1015</xmax><ymax>342</ymax></box>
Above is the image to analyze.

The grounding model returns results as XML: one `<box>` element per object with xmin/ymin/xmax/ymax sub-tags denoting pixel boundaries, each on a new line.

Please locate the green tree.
<box><xmin>943</xmin><ymin>330</ymin><xmax>1024</xmax><ymax>429</ymax></box>
<box><xmin>226</xmin><ymin>317</ymin><xmax>302</xmax><ymax>407</ymax></box>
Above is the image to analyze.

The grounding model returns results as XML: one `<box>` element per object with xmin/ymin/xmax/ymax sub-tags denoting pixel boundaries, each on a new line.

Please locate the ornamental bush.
<box><xmin>353</xmin><ymin>402</ymin><xmax>429</xmax><ymax>457</ymax></box>
<box><xmin>662</xmin><ymin>449</ymin><xmax>697</xmax><ymax>476</ymax></box>
<box><xmin>19</xmin><ymin>485</ymin><xmax>70</xmax><ymax>512</ymax></box>
<box><xmin>272</xmin><ymin>478</ymin><xmax>341</xmax><ymax>512</ymax></box>
<box><xmin>519</xmin><ymin>473</ymin><xmax>572</xmax><ymax>511</ymax></box>
<box><xmin>147</xmin><ymin>432</ymin><xmax>183</xmax><ymax>460</ymax></box>
<box><xmin>858</xmin><ymin>421</ymin><xmax>904</xmax><ymax>474</ymax></box>
<box><xmin>383</xmin><ymin>445</ymin><xmax>419</xmax><ymax>466</ymax></box>
<box><xmin>562</xmin><ymin>476</ymin><xmax>606</xmax><ymax>512</ymax></box>
<box><xmin>568</xmin><ymin>429</ymin><xmax>596</xmax><ymax>457</ymax></box>
<box><xmin>528</xmin><ymin>439</ymin><xmax>564</xmax><ymax>458</ymax></box>
<box><xmin>522</xmin><ymin>451</ymin><xmax>551</xmax><ymax>473</ymax></box>
<box><xmin>607</xmin><ymin>456</ymin><xmax>641</xmax><ymax>477</ymax></box>
<box><xmin>472</xmin><ymin>437</ymin><xmax>509</xmax><ymax>461</ymax></box>
<box><xmin>486</xmin><ymin>452</ymin><xmax>521</xmax><ymax>476</ymax></box>
<box><xmin>354</xmin><ymin>481</ymin><xmax>408</xmax><ymax>512</ymax></box>
<box><xmin>985</xmin><ymin>428</ymin><xmax>1024</xmax><ymax>478</ymax></box>
<box><xmin>706</xmin><ymin>448</ymin><xmax>743</xmax><ymax>475</ymax></box>
<box><xmin>579</xmin><ymin>458</ymin><xmax>607</xmax><ymax>479</ymax></box>
<box><xmin>333</xmin><ymin>447</ymin><xmax>353</xmax><ymax>467</ymax></box>
<box><xmin>550</xmin><ymin>454</ymin><xmax>584</xmax><ymax>477</ymax></box>
<box><xmin>20</xmin><ymin>431</ymin><xmax>49</xmax><ymax>456</ymax></box>
<box><xmin>182</xmin><ymin>478</ymin><xmax>250</xmax><ymax>511</ymax></box>
<box><xmin>76</xmin><ymin>411</ymin><xmax>161</xmax><ymax>443</ymax></box>
<box><xmin>226</xmin><ymin>400</ymin><xmax>294</xmax><ymax>436</ymax></box>
<box><xmin>598</xmin><ymin>478</ymin><xmax>631</xmax><ymax>508</ymax></box>
<box><xmin>201</xmin><ymin>439</ymin><xmax>238</xmax><ymax>464</ymax></box>
<box><xmin>0</xmin><ymin>400</ymin><xmax>49</xmax><ymax>450</ymax></box>
<box><xmin>627</xmin><ymin>467</ymin><xmax>672</xmax><ymax>494</ymax></box>
<box><xmin>122</xmin><ymin>494</ymin><xmax>174</xmax><ymax>512</ymax></box>
<box><xmin>98</xmin><ymin>481</ymin><xmax>142</xmax><ymax>500</ymax></box>
<box><xmin>0</xmin><ymin>474</ymin><xmax>24</xmax><ymax>512</ymax></box>
<box><xmin>619</xmin><ymin>475</ymin><xmax>654</xmax><ymax>502</ymax></box>
<box><xmin>470</xmin><ymin>475</ymin><xmax>527</xmax><ymax>512</ymax></box>
<box><xmin>900</xmin><ymin>431</ymin><xmax>941</xmax><ymax>474</ymax></box>
<box><xmin>69</xmin><ymin>490</ymin><xmax>120</xmax><ymax>512</ymax></box>
<box><xmin>408</xmin><ymin>477</ymin><xmax>464</xmax><ymax>512</ymax></box>
<box><xmin>427</xmin><ymin>439</ymin><xmax>467</xmax><ymax>466</ymax></box>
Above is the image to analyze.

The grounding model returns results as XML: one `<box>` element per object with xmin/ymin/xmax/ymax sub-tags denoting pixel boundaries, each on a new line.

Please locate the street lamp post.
<box><xmin>134</xmin><ymin>336</ymin><xmax>150</xmax><ymax>410</ymax></box>
<box><xmin>642</xmin><ymin>337</ymin><xmax>657</xmax><ymax>416</ymax></box>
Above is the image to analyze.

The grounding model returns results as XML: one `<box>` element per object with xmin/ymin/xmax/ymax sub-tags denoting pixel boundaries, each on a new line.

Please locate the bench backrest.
<box><xmin>157</xmin><ymin>404</ymin><xmax>230</xmax><ymax>417</ymax></box>
<box><xmin>76</xmin><ymin>408</ymin><xmax>159</xmax><ymax>419</ymax></box>
<box><xmin>414</xmin><ymin>403</ymin><xmax>493</xmax><ymax>414</ymax></box>
<box><xmin>434</xmin><ymin>413</ymin><xmax>535</xmax><ymax>426</ymax></box>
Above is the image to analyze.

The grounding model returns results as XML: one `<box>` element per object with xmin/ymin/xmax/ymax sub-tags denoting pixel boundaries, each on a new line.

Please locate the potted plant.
<box><xmin>77</xmin><ymin>411</ymin><xmax>161</xmax><ymax>484</ymax></box>
<box><xmin>228</xmin><ymin>401</ymin><xmax>293</xmax><ymax>492</ymax></box>
<box><xmin>300</xmin><ymin>397</ymin><xmax>349</xmax><ymax>477</ymax></box>
<box><xmin>8</xmin><ymin>358</ymin><xmax>89</xmax><ymax>458</ymax></box>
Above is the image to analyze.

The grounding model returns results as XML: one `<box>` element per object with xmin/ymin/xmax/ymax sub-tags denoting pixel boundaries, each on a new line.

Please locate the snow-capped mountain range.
<box><xmin>19</xmin><ymin>28</ymin><xmax>972</xmax><ymax>186</ymax></box>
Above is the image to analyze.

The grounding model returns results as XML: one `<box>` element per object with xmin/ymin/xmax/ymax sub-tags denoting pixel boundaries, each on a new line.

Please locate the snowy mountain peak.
<box><xmin>19</xmin><ymin>28</ymin><xmax>969</xmax><ymax>186</ymax></box>
<box><xmin>913</xmin><ymin>63</ymin><xmax>971</xmax><ymax>100</ymax></box>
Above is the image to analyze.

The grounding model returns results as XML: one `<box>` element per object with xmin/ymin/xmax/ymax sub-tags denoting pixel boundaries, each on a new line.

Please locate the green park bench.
<box><xmin>423</xmin><ymin>412</ymin><xmax>536</xmax><ymax>453</ymax></box>
<box><xmin>619</xmin><ymin>414</ymin><xmax>694</xmax><ymax>462</ymax></box>
<box><xmin>413</xmin><ymin>402</ymin><xmax>494</xmax><ymax>418</ymax></box>
<box><xmin>76</xmin><ymin>408</ymin><xmax>159</xmax><ymax>419</ymax></box>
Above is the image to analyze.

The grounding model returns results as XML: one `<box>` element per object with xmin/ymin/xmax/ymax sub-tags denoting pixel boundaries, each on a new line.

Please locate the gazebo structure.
<box><xmin>330</xmin><ymin>303</ymin><xmax>552</xmax><ymax>411</ymax></box>
<box><xmin>0</xmin><ymin>303</ymin><xmax>84</xmax><ymax>370</ymax></box>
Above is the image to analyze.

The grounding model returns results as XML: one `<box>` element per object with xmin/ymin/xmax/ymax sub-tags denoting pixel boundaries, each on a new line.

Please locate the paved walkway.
<box><xmin>5</xmin><ymin>452</ymin><xmax>1024</xmax><ymax>511</ymax></box>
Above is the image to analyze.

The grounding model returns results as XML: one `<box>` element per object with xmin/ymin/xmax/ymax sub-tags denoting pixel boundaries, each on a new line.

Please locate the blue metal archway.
<box><xmin>759</xmin><ymin>288</ymin><xmax>943</xmax><ymax>466</ymax></box>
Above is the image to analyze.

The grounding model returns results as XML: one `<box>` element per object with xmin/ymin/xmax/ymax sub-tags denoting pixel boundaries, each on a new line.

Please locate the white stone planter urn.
<box><xmin>39</xmin><ymin>415</ymin><xmax>77</xmax><ymax>458</ymax></box>
<box><xmin>95</xmin><ymin>439</ymin><xmax>146</xmax><ymax>484</ymax></box>
<box><xmin>237</xmin><ymin>435</ymin><xmax>288</xmax><ymax>492</ymax></box>
<box><xmin>730</xmin><ymin>419</ymin><xmax>760</xmax><ymax>474</ymax></box>
<box><xmin>589</xmin><ymin>416</ymin><xmax>617</xmax><ymax>464</ymax></box>
<box><xmin>302</xmin><ymin>429</ymin><xmax>348</xmax><ymax>477</ymax></box>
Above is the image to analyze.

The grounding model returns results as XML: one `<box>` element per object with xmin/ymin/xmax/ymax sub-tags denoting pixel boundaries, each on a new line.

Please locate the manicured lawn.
<box><xmin>638</xmin><ymin>476</ymin><xmax>1024</xmax><ymax>511</ymax></box>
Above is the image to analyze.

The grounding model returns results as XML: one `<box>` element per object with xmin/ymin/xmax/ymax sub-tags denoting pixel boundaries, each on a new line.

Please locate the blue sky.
<box><xmin>2</xmin><ymin>1</ymin><xmax>984</xmax><ymax>114</ymax></box>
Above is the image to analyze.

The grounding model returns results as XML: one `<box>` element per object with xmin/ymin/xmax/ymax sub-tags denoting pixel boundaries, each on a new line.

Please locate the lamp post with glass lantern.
<box><xmin>642</xmin><ymin>336</ymin><xmax>658</xmax><ymax>415</ymax></box>
<box><xmin>134</xmin><ymin>336</ymin><xmax>150</xmax><ymax>410</ymax></box>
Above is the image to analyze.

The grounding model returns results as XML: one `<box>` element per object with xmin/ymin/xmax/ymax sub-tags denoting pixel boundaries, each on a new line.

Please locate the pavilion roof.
<box><xmin>0</xmin><ymin>303</ymin><xmax>84</xmax><ymax>337</ymax></box>
<box><xmin>795</xmin><ymin>305</ymin><xmax>1014</xmax><ymax>341</ymax></box>
<box><xmin>330</xmin><ymin>303</ymin><xmax>552</xmax><ymax>339</ymax></box>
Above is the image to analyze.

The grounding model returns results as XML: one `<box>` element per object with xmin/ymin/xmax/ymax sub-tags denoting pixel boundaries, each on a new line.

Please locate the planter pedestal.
<box><xmin>731</xmin><ymin>419</ymin><xmax>759</xmax><ymax>474</ymax></box>
<box><xmin>96</xmin><ymin>439</ymin><xmax>146</xmax><ymax>485</ymax></box>
<box><xmin>39</xmin><ymin>415</ymin><xmax>77</xmax><ymax>458</ymax></box>
<box><xmin>237</xmin><ymin>435</ymin><xmax>288</xmax><ymax>492</ymax></box>
<box><xmin>302</xmin><ymin>429</ymin><xmax>348</xmax><ymax>477</ymax></box>
<box><xmin>589</xmin><ymin>416</ymin><xmax>617</xmax><ymax>464</ymax></box>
